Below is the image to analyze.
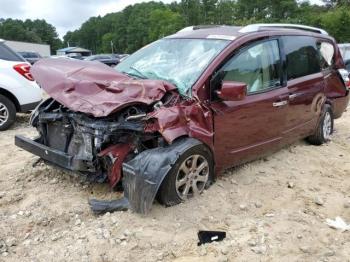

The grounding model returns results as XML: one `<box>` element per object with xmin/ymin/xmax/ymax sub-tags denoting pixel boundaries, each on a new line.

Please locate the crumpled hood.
<box><xmin>31</xmin><ymin>58</ymin><xmax>176</xmax><ymax>117</ymax></box>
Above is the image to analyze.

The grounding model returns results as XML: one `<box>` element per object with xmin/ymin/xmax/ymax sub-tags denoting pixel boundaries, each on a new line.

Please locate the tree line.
<box><xmin>0</xmin><ymin>18</ymin><xmax>61</xmax><ymax>53</ymax></box>
<box><xmin>0</xmin><ymin>0</ymin><xmax>349</xmax><ymax>55</ymax></box>
<box><xmin>63</xmin><ymin>0</ymin><xmax>350</xmax><ymax>54</ymax></box>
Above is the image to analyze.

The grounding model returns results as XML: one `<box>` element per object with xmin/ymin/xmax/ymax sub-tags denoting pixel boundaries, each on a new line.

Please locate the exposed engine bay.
<box><xmin>28</xmin><ymin>97</ymin><xmax>174</xmax><ymax>187</ymax></box>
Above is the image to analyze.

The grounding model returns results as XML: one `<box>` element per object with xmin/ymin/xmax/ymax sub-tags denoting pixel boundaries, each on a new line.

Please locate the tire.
<box><xmin>157</xmin><ymin>144</ymin><xmax>214</xmax><ymax>207</ymax></box>
<box><xmin>307</xmin><ymin>104</ymin><xmax>333</xmax><ymax>145</ymax></box>
<box><xmin>0</xmin><ymin>94</ymin><xmax>16</xmax><ymax>131</ymax></box>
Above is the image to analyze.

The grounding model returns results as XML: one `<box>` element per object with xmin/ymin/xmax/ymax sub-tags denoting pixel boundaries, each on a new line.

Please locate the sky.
<box><xmin>0</xmin><ymin>0</ymin><xmax>324</xmax><ymax>39</ymax></box>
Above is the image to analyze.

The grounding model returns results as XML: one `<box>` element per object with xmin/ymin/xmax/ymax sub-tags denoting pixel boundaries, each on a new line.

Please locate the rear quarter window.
<box><xmin>317</xmin><ymin>41</ymin><xmax>335</xmax><ymax>70</ymax></box>
<box><xmin>283</xmin><ymin>36</ymin><xmax>321</xmax><ymax>80</ymax></box>
<box><xmin>339</xmin><ymin>46</ymin><xmax>350</xmax><ymax>61</ymax></box>
<box><xmin>0</xmin><ymin>43</ymin><xmax>25</xmax><ymax>62</ymax></box>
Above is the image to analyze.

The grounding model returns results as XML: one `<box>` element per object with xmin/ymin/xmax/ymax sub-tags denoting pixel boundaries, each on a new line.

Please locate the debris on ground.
<box><xmin>88</xmin><ymin>197</ymin><xmax>129</xmax><ymax>215</ymax></box>
<box><xmin>314</xmin><ymin>196</ymin><xmax>325</xmax><ymax>206</ymax></box>
<box><xmin>197</xmin><ymin>231</ymin><xmax>226</xmax><ymax>246</ymax></box>
<box><xmin>325</xmin><ymin>217</ymin><xmax>350</xmax><ymax>232</ymax></box>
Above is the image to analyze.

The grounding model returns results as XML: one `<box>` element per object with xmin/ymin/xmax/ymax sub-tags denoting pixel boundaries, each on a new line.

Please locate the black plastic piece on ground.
<box><xmin>197</xmin><ymin>230</ymin><xmax>226</xmax><ymax>246</ymax></box>
<box><xmin>88</xmin><ymin>197</ymin><xmax>129</xmax><ymax>215</ymax></box>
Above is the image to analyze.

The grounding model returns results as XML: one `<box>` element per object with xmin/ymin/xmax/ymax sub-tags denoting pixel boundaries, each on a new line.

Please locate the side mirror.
<box><xmin>217</xmin><ymin>81</ymin><xmax>247</xmax><ymax>101</ymax></box>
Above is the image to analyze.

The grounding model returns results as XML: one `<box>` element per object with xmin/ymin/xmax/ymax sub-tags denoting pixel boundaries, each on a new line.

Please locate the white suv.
<box><xmin>0</xmin><ymin>39</ymin><xmax>42</xmax><ymax>130</ymax></box>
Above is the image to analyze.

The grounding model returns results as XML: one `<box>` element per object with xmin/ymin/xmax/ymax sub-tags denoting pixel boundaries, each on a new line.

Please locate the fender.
<box><xmin>122</xmin><ymin>138</ymin><xmax>202</xmax><ymax>214</ymax></box>
<box><xmin>0</xmin><ymin>87</ymin><xmax>20</xmax><ymax>111</ymax></box>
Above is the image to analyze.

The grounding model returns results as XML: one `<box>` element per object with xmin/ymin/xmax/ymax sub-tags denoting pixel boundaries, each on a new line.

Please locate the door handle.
<box><xmin>273</xmin><ymin>100</ymin><xmax>288</xmax><ymax>107</ymax></box>
<box><xmin>289</xmin><ymin>94</ymin><xmax>298</xmax><ymax>100</ymax></box>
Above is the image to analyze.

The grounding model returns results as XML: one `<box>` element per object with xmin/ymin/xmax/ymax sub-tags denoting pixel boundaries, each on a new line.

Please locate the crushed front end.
<box><xmin>15</xmin><ymin>97</ymin><xmax>165</xmax><ymax>188</ymax></box>
<box><xmin>15</xmin><ymin>58</ymin><xmax>214</xmax><ymax>214</ymax></box>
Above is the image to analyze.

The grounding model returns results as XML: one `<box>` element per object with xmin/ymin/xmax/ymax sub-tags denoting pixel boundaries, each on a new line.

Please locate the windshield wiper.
<box><xmin>129</xmin><ymin>66</ymin><xmax>148</xmax><ymax>79</ymax></box>
<box><xmin>122</xmin><ymin>71</ymin><xmax>145</xmax><ymax>79</ymax></box>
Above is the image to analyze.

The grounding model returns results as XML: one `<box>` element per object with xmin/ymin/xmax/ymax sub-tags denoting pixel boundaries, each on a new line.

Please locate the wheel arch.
<box><xmin>324</xmin><ymin>98</ymin><xmax>333</xmax><ymax>108</ymax></box>
<box><xmin>171</xmin><ymin>135</ymin><xmax>215</xmax><ymax>168</ymax></box>
<box><xmin>122</xmin><ymin>137</ymin><xmax>210</xmax><ymax>214</ymax></box>
<box><xmin>0</xmin><ymin>87</ymin><xmax>20</xmax><ymax>112</ymax></box>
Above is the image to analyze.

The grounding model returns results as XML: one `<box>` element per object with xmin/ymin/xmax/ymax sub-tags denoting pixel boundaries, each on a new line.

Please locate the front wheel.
<box><xmin>157</xmin><ymin>144</ymin><xmax>214</xmax><ymax>207</ymax></box>
<box><xmin>307</xmin><ymin>104</ymin><xmax>333</xmax><ymax>145</ymax></box>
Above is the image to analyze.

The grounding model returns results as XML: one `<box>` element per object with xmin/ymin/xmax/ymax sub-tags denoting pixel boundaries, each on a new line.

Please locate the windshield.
<box><xmin>115</xmin><ymin>38</ymin><xmax>229</xmax><ymax>96</ymax></box>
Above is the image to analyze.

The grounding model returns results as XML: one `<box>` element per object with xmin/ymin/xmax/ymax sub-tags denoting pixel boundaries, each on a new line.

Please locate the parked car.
<box><xmin>338</xmin><ymin>43</ymin><xmax>350</xmax><ymax>71</ymax></box>
<box><xmin>116</xmin><ymin>54</ymin><xmax>129</xmax><ymax>61</ymax></box>
<box><xmin>50</xmin><ymin>55</ymin><xmax>75</xmax><ymax>60</ymax></box>
<box><xmin>66</xmin><ymin>52</ymin><xmax>84</xmax><ymax>60</ymax></box>
<box><xmin>18</xmin><ymin>51</ymin><xmax>42</xmax><ymax>65</ymax></box>
<box><xmin>0</xmin><ymin>40</ymin><xmax>42</xmax><ymax>131</ymax></box>
<box><xmin>15</xmin><ymin>24</ymin><xmax>349</xmax><ymax>213</ymax></box>
<box><xmin>84</xmin><ymin>54</ymin><xmax>120</xmax><ymax>66</ymax></box>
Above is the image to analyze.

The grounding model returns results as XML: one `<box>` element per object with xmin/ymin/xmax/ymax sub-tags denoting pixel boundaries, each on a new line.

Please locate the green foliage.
<box><xmin>320</xmin><ymin>6</ymin><xmax>350</xmax><ymax>43</ymax></box>
<box><xmin>0</xmin><ymin>18</ymin><xmax>62</xmax><ymax>53</ymax></box>
<box><xmin>2</xmin><ymin>0</ymin><xmax>350</xmax><ymax>55</ymax></box>
<box><xmin>63</xmin><ymin>2</ymin><xmax>185</xmax><ymax>54</ymax></box>
<box><xmin>62</xmin><ymin>0</ymin><xmax>344</xmax><ymax>54</ymax></box>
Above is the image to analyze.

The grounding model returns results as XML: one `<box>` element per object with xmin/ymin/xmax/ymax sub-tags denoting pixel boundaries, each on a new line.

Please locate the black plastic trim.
<box><xmin>20</xmin><ymin>100</ymin><xmax>41</xmax><ymax>112</ymax></box>
<box><xmin>14</xmin><ymin>135</ymin><xmax>91</xmax><ymax>172</ymax></box>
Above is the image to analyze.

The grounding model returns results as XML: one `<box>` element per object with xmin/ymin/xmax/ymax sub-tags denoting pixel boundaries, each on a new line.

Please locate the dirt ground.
<box><xmin>0</xmin><ymin>109</ymin><xmax>350</xmax><ymax>262</ymax></box>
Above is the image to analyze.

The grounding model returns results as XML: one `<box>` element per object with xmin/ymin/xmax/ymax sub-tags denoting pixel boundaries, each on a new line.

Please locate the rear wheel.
<box><xmin>0</xmin><ymin>95</ymin><xmax>16</xmax><ymax>131</ymax></box>
<box><xmin>157</xmin><ymin>144</ymin><xmax>214</xmax><ymax>207</ymax></box>
<box><xmin>307</xmin><ymin>104</ymin><xmax>333</xmax><ymax>145</ymax></box>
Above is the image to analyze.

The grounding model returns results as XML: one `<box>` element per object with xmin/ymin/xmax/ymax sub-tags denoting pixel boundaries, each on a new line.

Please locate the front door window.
<box><xmin>220</xmin><ymin>39</ymin><xmax>281</xmax><ymax>94</ymax></box>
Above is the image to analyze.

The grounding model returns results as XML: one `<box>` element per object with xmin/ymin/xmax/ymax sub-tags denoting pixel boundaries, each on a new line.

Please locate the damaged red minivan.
<box><xmin>15</xmin><ymin>24</ymin><xmax>350</xmax><ymax>214</ymax></box>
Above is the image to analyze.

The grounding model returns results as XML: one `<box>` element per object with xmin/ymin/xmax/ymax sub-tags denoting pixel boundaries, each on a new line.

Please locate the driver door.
<box><xmin>210</xmin><ymin>38</ymin><xmax>289</xmax><ymax>169</ymax></box>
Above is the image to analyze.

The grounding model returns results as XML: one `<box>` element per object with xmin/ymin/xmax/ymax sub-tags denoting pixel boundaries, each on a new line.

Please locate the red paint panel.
<box><xmin>146</xmin><ymin>102</ymin><xmax>214</xmax><ymax>149</ymax></box>
<box><xmin>98</xmin><ymin>143</ymin><xmax>134</xmax><ymax>187</ymax></box>
<box><xmin>31</xmin><ymin>58</ymin><xmax>176</xmax><ymax>117</ymax></box>
<box><xmin>211</xmin><ymin>87</ymin><xmax>289</xmax><ymax>170</ymax></box>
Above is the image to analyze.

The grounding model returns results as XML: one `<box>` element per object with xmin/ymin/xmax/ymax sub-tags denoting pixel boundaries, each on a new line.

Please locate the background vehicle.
<box><xmin>18</xmin><ymin>51</ymin><xmax>42</xmax><ymax>65</ymax></box>
<box><xmin>0</xmin><ymin>40</ymin><xmax>42</xmax><ymax>131</ymax></box>
<box><xmin>116</xmin><ymin>54</ymin><xmax>129</xmax><ymax>61</ymax></box>
<box><xmin>338</xmin><ymin>44</ymin><xmax>350</xmax><ymax>71</ymax></box>
<box><xmin>84</xmin><ymin>54</ymin><xmax>120</xmax><ymax>66</ymax></box>
<box><xmin>66</xmin><ymin>52</ymin><xmax>84</xmax><ymax>60</ymax></box>
<box><xmin>15</xmin><ymin>24</ymin><xmax>349</xmax><ymax>213</ymax></box>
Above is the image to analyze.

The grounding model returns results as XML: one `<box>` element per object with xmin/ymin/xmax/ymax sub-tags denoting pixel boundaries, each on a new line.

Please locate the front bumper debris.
<box><xmin>16</xmin><ymin>135</ymin><xmax>205</xmax><ymax>215</ymax></box>
<box><xmin>88</xmin><ymin>197</ymin><xmax>130</xmax><ymax>215</ymax></box>
<box><xmin>15</xmin><ymin>135</ymin><xmax>92</xmax><ymax>171</ymax></box>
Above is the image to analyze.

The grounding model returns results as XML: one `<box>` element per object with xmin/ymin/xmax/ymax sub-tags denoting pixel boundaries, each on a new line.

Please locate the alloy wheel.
<box><xmin>323</xmin><ymin>111</ymin><xmax>332</xmax><ymax>140</ymax></box>
<box><xmin>0</xmin><ymin>102</ymin><xmax>9</xmax><ymax>127</ymax></box>
<box><xmin>175</xmin><ymin>154</ymin><xmax>209</xmax><ymax>200</ymax></box>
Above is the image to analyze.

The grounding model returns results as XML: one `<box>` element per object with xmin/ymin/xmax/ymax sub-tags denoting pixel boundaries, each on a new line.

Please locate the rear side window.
<box><xmin>0</xmin><ymin>43</ymin><xmax>25</xmax><ymax>62</ymax></box>
<box><xmin>317</xmin><ymin>41</ymin><xmax>334</xmax><ymax>70</ymax></box>
<box><xmin>283</xmin><ymin>36</ymin><xmax>320</xmax><ymax>80</ymax></box>
<box><xmin>26</xmin><ymin>52</ymin><xmax>38</xmax><ymax>58</ymax></box>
